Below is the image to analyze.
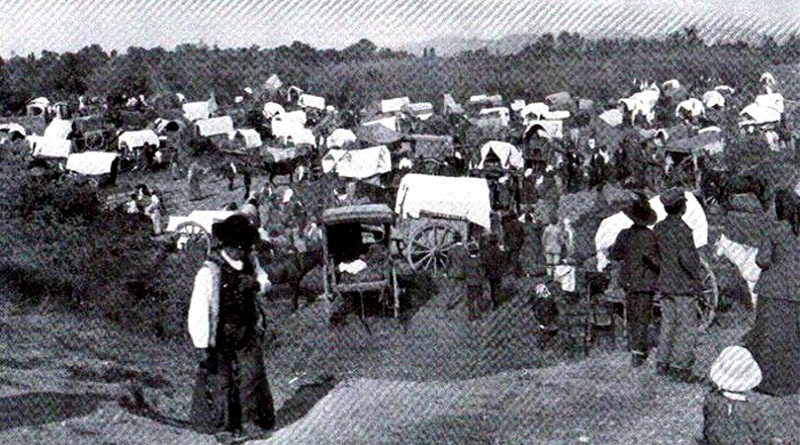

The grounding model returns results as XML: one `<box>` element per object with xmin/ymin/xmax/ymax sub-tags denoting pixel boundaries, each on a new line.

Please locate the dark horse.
<box><xmin>260</xmin><ymin>145</ymin><xmax>316</xmax><ymax>186</ymax></box>
<box><xmin>255</xmin><ymin>239</ymin><xmax>325</xmax><ymax>311</ymax></box>
<box><xmin>704</xmin><ymin>171</ymin><xmax>772</xmax><ymax>212</ymax></box>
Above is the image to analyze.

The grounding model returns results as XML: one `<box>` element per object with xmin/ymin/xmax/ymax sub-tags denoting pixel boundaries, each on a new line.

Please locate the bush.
<box><xmin>14</xmin><ymin>173</ymin><xmax>102</xmax><ymax>223</ymax></box>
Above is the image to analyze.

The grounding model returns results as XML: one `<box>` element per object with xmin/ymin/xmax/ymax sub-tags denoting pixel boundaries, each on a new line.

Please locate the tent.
<box><xmin>380</xmin><ymin>97</ymin><xmax>411</xmax><ymax>114</ymax></box>
<box><xmin>65</xmin><ymin>151</ymin><xmax>120</xmax><ymax>175</ymax></box>
<box><xmin>523</xmin><ymin>120</ymin><xmax>564</xmax><ymax>140</ymax></box>
<box><xmin>43</xmin><ymin>118</ymin><xmax>72</xmax><ymax>139</ymax></box>
<box><xmin>195</xmin><ymin>116</ymin><xmax>235</xmax><ymax>138</ymax></box>
<box><xmin>27</xmin><ymin>135</ymin><xmax>72</xmax><ymax>158</ymax></box>
<box><xmin>233</xmin><ymin>129</ymin><xmax>263</xmax><ymax>149</ymax></box>
<box><xmin>182</xmin><ymin>101</ymin><xmax>213</xmax><ymax>121</ymax></box>
<box><xmin>298</xmin><ymin>94</ymin><xmax>326</xmax><ymax>110</ymax></box>
<box><xmin>326</xmin><ymin>129</ymin><xmax>357</xmax><ymax>148</ymax></box>
<box><xmin>322</xmin><ymin>145</ymin><xmax>392</xmax><ymax>179</ymax></box>
<box><xmin>594</xmin><ymin>191</ymin><xmax>708</xmax><ymax>272</ymax></box>
<box><xmin>478</xmin><ymin>141</ymin><xmax>524</xmax><ymax>170</ymax></box>
<box><xmin>262</xmin><ymin>102</ymin><xmax>286</xmax><ymax>120</ymax></box>
<box><xmin>355</xmin><ymin>122</ymin><xmax>403</xmax><ymax>146</ymax></box>
<box><xmin>118</xmin><ymin>129</ymin><xmax>159</xmax><ymax>151</ymax></box>
<box><xmin>395</xmin><ymin>173</ymin><xmax>492</xmax><ymax>229</ymax></box>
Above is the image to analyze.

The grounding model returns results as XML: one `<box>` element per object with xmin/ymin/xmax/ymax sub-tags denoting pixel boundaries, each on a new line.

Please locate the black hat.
<box><xmin>212</xmin><ymin>214</ymin><xmax>259</xmax><ymax>249</ymax></box>
<box><xmin>624</xmin><ymin>199</ymin><xmax>657</xmax><ymax>226</ymax></box>
<box><xmin>660</xmin><ymin>187</ymin><xmax>686</xmax><ymax>208</ymax></box>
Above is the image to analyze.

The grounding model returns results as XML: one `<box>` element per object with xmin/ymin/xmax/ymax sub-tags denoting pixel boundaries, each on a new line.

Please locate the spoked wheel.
<box><xmin>696</xmin><ymin>257</ymin><xmax>719</xmax><ymax>332</ymax></box>
<box><xmin>406</xmin><ymin>223</ymin><xmax>463</xmax><ymax>274</ymax></box>
<box><xmin>175</xmin><ymin>221</ymin><xmax>212</xmax><ymax>265</ymax></box>
<box><xmin>84</xmin><ymin>131</ymin><xmax>106</xmax><ymax>151</ymax></box>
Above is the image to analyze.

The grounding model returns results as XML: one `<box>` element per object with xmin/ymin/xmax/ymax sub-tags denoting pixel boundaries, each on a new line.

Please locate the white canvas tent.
<box><xmin>594</xmin><ymin>191</ymin><xmax>708</xmax><ymax>272</ymax></box>
<box><xmin>395</xmin><ymin>173</ymin><xmax>492</xmax><ymax>229</ymax></box>
<box><xmin>478</xmin><ymin>141</ymin><xmax>524</xmax><ymax>170</ymax></box>
<box><xmin>195</xmin><ymin>116</ymin><xmax>235</xmax><ymax>138</ymax></box>
<box><xmin>271</xmin><ymin>110</ymin><xmax>308</xmax><ymax>138</ymax></box>
<box><xmin>739</xmin><ymin>104</ymin><xmax>781</xmax><ymax>126</ymax></box>
<box><xmin>117</xmin><ymin>130</ymin><xmax>159</xmax><ymax>151</ymax></box>
<box><xmin>65</xmin><ymin>151</ymin><xmax>119</xmax><ymax>175</ymax></box>
<box><xmin>322</xmin><ymin>145</ymin><xmax>392</xmax><ymax>179</ymax></box>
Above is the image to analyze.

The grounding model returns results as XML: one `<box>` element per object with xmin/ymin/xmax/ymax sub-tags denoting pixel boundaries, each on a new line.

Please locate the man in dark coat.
<box><xmin>482</xmin><ymin>233</ymin><xmax>506</xmax><ymax>309</ymax></box>
<box><xmin>653</xmin><ymin>188</ymin><xmax>704</xmax><ymax>383</ymax></box>
<box><xmin>609</xmin><ymin>198</ymin><xmax>661</xmax><ymax>367</ymax></box>
<box><xmin>587</xmin><ymin>143</ymin><xmax>612</xmax><ymax>190</ymax></box>
<box><xmin>502</xmin><ymin>211</ymin><xmax>527</xmax><ymax>277</ymax></box>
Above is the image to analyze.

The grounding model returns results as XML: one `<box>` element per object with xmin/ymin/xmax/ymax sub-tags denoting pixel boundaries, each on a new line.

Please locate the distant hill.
<box><xmin>397</xmin><ymin>33</ymin><xmax>538</xmax><ymax>57</ymax></box>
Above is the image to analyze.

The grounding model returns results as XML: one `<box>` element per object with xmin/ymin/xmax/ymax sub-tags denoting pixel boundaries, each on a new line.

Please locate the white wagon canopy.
<box><xmin>395</xmin><ymin>173</ymin><xmax>492</xmax><ymax>229</ymax></box>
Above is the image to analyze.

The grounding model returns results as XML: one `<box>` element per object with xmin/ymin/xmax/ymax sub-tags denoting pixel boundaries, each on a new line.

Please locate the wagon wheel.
<box><xmin>174</xmin><ymin>221</ymin><xmax>212</xmax><ymax>265</ymax></box>
<box><xmin>696</xmin><ymin>257</ymin><xmax>719</xmax><ymax>332</ymax></box>
<box><xmin>84</xmin><ymin>131</ymin><xmax>106</xmax><ymax>151</ymax></box>
<box><xmin>406</xmin><ymin>222</ymin><xmax>463</xmax><ymax>274</ymax></box>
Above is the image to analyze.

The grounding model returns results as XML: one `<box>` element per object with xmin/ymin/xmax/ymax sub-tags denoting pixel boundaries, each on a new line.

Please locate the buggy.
<box><xmin>322</xmin><ymin>204</ymin><xmax>401</xmax><ymax>319</ymax></box>
<box><xmin>71</xmin><ymin>114</ymin><xmax>118</xmax><ymax>152</ymax></box>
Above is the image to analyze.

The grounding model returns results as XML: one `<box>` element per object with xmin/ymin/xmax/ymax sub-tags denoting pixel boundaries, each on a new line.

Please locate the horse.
<box><xmin>715</xmin><ymin>173</ymin><xmax>772</xmax><ymax>212</ymax></box>
<box><xmin>710</xmin><ymin>232</ymin><xmax>761</xmax><ymax>309</ymax></box>
<box><xmin>259</xmin><ymin>145</ymin><xmax>313</xmax><ymax>185</ymax></box>
<box><xmin>774</xmin><ymin>188</ymin><xmax>800</xmax><ymax>235</ymax></box>
<box><xmin>255</xmin><ymin>228</ymin><xmax>325</xmax><ymax>311</ymax></box>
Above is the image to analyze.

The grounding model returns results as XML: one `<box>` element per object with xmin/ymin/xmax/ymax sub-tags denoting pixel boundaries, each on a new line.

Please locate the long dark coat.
<box><xmin>191</xmin><ymin>254</ymin><xmax>275</xmax><ymax>433</ymax></box>
<box><xmin>653</xmin><ymin>215</ymin><xmax>703</xmax><ymax>295</ymax></box>
<box><xmin>745</xmin><ymin>219</ymin><xmax>800</xmax><ymax>396</ymax></box>
<box><xmin>609</xmin><ymin>224</ymin><xmax>660</xmax><ymax>293</ymax></box>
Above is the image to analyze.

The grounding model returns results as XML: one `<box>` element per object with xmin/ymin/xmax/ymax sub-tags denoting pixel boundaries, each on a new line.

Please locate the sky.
<box><xmin>1</xmin><ymin>0</ymin><xmax>799</xmax><ymax>57</ymax></box>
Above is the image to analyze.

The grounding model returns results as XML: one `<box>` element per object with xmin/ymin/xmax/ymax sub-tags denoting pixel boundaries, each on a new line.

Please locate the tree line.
<box><xmin>2</xmin><ymin>28</ymin><xmax>800</xmax><ymax>116</ymax></box>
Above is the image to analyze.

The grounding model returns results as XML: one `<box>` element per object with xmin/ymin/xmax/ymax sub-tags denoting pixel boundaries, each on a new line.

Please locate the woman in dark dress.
<box><xmin>188</xmin><ymin>214</ymin><xmax>275</xmax><ymax>439</ymax></box>
<box><xmin>745</xmin><ymin>204</ymin><xmax>800</xmax><ymax>396</ymax></box>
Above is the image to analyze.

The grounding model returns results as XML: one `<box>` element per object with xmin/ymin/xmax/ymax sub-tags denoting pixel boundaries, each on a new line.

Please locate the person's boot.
<box><xmin>656</xmin><ymin>362</ymin><xmax>670</xmax><ymax>376</ymax></box>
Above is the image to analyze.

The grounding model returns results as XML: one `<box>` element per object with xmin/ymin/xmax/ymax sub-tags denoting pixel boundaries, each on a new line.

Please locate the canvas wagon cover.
<box><xmin>166</xmin><ymin>210</ymin><xmax>235</xmax><ymax>234</ymax></box>
<box><xmin>182</xmin><ymin>101</ymin><xmax>212</xmax><ymax>121</ymax></box>
<box><xmin>234</xmin><ymin>129</ymin><xmax>262</xmax><ymax>149</ymax></box>
<box><xmin>117</xmin><ymin>130</ymin><xmax>159</xmax><ymax>150</ymax></box>
<box><xmin>195</xmin><ymin>116</ymin><xmax>235</xmax><ymax>137</ymax></box>
<box><xmin>380</xmin><ymin>97</ymin><xmax>411</xmax><ymax>114</ymax></box>
<box><xmin>326</xmin><ymin>129</ymin><xmax>357</xmax><ymax>148</ymax></box>
<box><xmin>406</xmin><ymin>134</ymin><xmax>454</xmax><ymax>159</ymax></box>
<box><xmin>667</xmin><ymin>132</ymin><xmax>724</xmax><ymax>155</ymax></box>
<box><xmin>395</xmin><ymin>173</ymin><xmax>492</xmax><ymax>229</ymax></box>
<box><xmin>262</xmin><ymin>146</ymin><xmax>304</xmax><ymax>163</ymax></box>
<box><xmin>478</xmin><ymin>141</ymin><xmax>524</xmax><ymax>170</ymax></box>
<box><xmin>322</xmin><ymin>146</ymin><xmax>392</xmax><ymax>179</ymax></box>
<box><xmin>298</xmin><ymin>94</ymin><xmax>326</xmax><ymax>110</ymax></box>
<box><xmin>27</xmin><ymin>135</ymin><xmax>72</xmax><ymax>158</ymax></box>
<box><xmin>271</xmin><ymin>110</ymin><xmax>307</xmax><ymax>138</ymax></box>
<box><xmin>594</xmin><ymin>191</ymin><xmax>708</xmax><ymax>272</ymax></box>
<box><xmin>65</xmin><ymin>151</ymin><xmax>119</xmax><ymax>175</ymax></box>
<box><xmin>0</xmin><ymin>123</ymin><xmax>26</xmax><ymax>136</ymax></box>
<box><xmin>44</xmin><ymin>118</ymin><xmax>72</xmax><ymax>139</ymax></box>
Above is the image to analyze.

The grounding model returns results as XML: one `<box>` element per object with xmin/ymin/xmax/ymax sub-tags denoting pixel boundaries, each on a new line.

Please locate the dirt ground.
<box><xmin>1</xmin><ymin>164</ymin><xmax>799</xmax><ymax>444</ymax></box>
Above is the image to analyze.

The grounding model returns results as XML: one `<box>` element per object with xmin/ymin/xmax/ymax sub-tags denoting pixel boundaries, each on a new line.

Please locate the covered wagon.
<box><xmin>64</xmin><ymin>151</ymin><xmax>120</xmax><ymax>187</ymax></box>
<box><xmin>393</xmin><ymin>173</ymin><xmax>492</xmax><ymax>273</ymax></box>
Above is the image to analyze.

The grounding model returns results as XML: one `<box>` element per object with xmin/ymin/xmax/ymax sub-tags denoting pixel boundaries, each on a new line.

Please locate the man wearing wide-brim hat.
<box><xmin>702</xmin><ymin>346</ymin><xmax>777</xmax><ymax>444</ymax></box>
<box><xmin>187</xmin><ymin>214</ymin><xmax>275</xmax><ymax>440</ymax></box>
<box><xmin>610</xmin><ymin>197</ymin><xmax>661</xmax><ymax>367</ymax></box>
<box><xmin>653</xmin><ymin>187</ymin><xmax>705</xmax><ymax>383</ymax></box>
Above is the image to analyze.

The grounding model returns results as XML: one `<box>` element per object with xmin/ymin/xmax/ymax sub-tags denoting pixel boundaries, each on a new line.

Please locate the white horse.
<box><xmin>711</xmin><ymin>233</ymin><xmax>761</xmax><ymax>308</ymax></box>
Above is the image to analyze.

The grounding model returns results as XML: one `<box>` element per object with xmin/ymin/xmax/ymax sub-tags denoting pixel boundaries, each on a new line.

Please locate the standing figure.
<box><xmin>609</xmin><ymin>198</ymin><xmax>660</xmax><ymax>367</ymax></box>
<box><xmin>481</xmin><ymin>233</ymin><xmax>505</xmax><ymax>309</ymax></box>
<box><xmin>188</xmin><ymin>214</ymin><xmax>275</xmax><ymax>439</ymax></box>
<box><xmin>242</xmin><ymin>161</ymin><xmax>253</xmax><ymax>202</ymax></box>
<box><xmin>227</xmin><ymin>161</ymin><xmax>238</xmax><ymax>191</ymax></box>
<box><xmin>143</xmin><ymin>189</ymin><xmax>163</xmax><ymax>236</ymax></box>
<box><xmin>187</xmin><ymin>163</ymin><xmax>203</xmax><ymax>201</ymax></box>
<box><xmin>745</xmin><ymin>198</ymin><xmax>800</xmax><ymax>396</ymax></box>
<box><xmin>542</xmin><ymin>214</ymin><xmax>563</xmax><ymax>278</ymax></box>
<box><xmin>502</xmin><ymin>211</ymin><xmax>526</xmax><ymax>277</ymax></box>
<box><xmin>653</xmin><ymin>188</ymin><xmax>703</xmax><ymax>383</ymax></box>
